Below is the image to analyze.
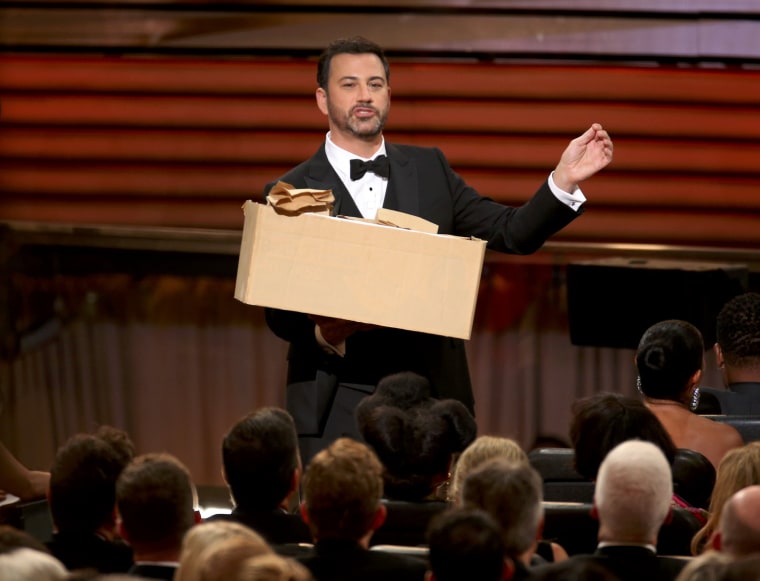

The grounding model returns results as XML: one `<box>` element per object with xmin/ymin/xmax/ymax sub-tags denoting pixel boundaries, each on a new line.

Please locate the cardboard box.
<box><xmin>234</xmin><ymin>201</ymin><xmax>486</xmax><ymax>339</ymax></box>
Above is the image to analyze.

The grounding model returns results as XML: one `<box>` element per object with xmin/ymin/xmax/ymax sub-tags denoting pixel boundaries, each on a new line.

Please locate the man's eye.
<box><xmin>369</xmin><ymin>82</ymin><xmax>384</xmax><ymax>89</ymax></box>
<box><xmin>342</xmin><ymin>82</ymin><xmax>356</xmax><ymax>88</ymax></box>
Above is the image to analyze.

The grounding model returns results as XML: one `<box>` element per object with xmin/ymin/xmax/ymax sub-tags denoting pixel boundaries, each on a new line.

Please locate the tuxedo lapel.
<box><xmin>385</xmin><ymin>143</ymin><xmax>420</xmax><ymax>217</ymax></box>
<box><xmin>302</xmin><ymin>145</ymin><xmax>362</xmax><ymax>218</ymax></box>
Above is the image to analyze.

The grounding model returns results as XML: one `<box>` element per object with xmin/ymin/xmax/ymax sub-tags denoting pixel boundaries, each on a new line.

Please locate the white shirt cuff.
<box><xmin>548</xmin><ymin>171</ymin><xmax>586</xmax><ymax>212</ymax></box>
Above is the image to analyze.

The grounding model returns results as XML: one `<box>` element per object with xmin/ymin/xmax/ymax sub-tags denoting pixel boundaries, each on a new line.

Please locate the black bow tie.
<box><xmin>349</xmin><ymin>155</ymin><xmax>390</xmax><ymax>180</ymax></box>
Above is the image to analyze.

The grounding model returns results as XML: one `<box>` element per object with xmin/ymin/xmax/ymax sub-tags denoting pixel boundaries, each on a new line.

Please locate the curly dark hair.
<box><xmin>356</xmin><ymin>371</ymin><xmax>476</xmax><ymax>500</ymax></box>
<box><xmin>716</xmin><ymin>292</ymin><xmax>760</xmax><ymax>369</ymax></box>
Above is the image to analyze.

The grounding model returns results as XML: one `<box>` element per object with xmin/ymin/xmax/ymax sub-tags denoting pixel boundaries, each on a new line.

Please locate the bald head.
<box><xmin>717</xmin><ymin>485</ymin><xmax>760</xmax><ymax>556</ymax></box>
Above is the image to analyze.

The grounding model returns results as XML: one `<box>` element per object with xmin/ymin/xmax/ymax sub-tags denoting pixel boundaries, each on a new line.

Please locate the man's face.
<box><xmin>316</xmin><ymin>52</ymin><xmax>390</xmax><ymax>144</ymax></box>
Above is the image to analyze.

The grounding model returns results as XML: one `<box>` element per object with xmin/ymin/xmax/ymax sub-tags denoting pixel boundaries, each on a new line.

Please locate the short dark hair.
<box><xmin>317</xmin><ymin>36</ymin><xmax>390</xmax><ymax>90</ymax></box>
<box><xmin>635</xmin><ymin>319</ymin><xmax>704</xmax><ymax>400</ymax></box>
<box><xmin>356</xmin><ymin>371</ymin><xmax>476</xmax><ymax>501</ymax></box>
<box><xmin>569</xmin><ymin>392</ymin><xmax>677</xmax><ymax>480</ymax></box>
<box><xmin>222</xmin><ymin>407</ymin><xmax>299</xmax><ymax>512</ymax></box>
<box><xmin>49</xmin><ymin>427</ymin><xmax>134</xmax><ymax>533</ymax></box>
<box><xmin>116</xmin><ymin>453</ymin><xmax>197</xmax><ymax>551</ymax></box>
<box><xmin>427</xmin><ymin>508</ymin><xmax>506</xmax><ymax>581</ymax></box>
<box><xmin>717</xmin><ymin>292</ymin><xmax>760</xmax><ymax>369</ymax></box>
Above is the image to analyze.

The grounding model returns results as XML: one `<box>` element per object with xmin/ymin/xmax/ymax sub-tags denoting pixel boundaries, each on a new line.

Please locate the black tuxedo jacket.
<box><xmin>265</xmin><ymin>142</ymin><xmax>581</xmax><ymax>418</ymax></box>
<box><xmin>533</xmin><ymin>545</ymin><xmax>687</xmax><ymax>581</ymax></box>
<box><xmin>297</xmin><ymin>538</ymin><xmax>427</xmax><ymax>581</ymax></box>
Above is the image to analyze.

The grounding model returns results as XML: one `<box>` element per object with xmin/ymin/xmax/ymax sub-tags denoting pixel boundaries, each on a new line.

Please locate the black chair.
<box><xmin>528</xmin><ymin>448</ymin><xmax>594</xmax><ymax>503</ymax></box>
<box><xmin>541</xmin><ymin>502</ymin><xmax>702</xmax><ymax>557</ymax></box>
<box><xmin>370</xmin><ymin>499</ymin><xmax>449</xmax><ymax>547</ymax></box>
<box><xmin>705</xmin><ymin>415</ymin><xmax>760</xmax><ymax>443</ymax></box>
<box><xmin>0</xmin><ymin>498</ymin><xmax>54</xmax><ymax>544</ymax></box>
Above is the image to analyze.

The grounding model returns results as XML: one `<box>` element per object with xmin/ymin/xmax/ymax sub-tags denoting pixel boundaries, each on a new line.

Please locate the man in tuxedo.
<box><xmin>208</xmin><ymin>407</ymin><xmax>311</xmax><ymax>545</ymax></box>
<box><xmin>533</xmin><ymin>440</ymin><xmax>686</xmax><ymax>581</ymax></box>
<box><xmin>264</xmin><ymin>35</ymin><xmax>614</xmax><ymax>463</ymax></box>
<box><xmin>116</xmin><ymin>453</ymin><xmax>201</xmax><ymax>580</ymax></box>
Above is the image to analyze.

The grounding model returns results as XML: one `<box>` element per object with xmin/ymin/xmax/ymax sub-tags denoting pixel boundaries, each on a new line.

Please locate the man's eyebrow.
<box><xmin>336</xmin><ymin>75</ymin><xmax>386</xmax><ymax>83</ymax></box>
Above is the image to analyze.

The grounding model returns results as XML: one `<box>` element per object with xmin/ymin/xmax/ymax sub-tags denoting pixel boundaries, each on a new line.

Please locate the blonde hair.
<box><xmin>175</xmin><ymin>520</ymin><xmax>272</xmax><ymax>581</ymax></box>
<box><xmin>0</xmin><ymin>548</ymin><xmax>68</xmax><ymax>581</ymax></box>
<box><xmin>691</xmin><ymin>442</ymin><xmax>760</xmax><ymax>555</ymax></box>
<box><xmin>238</xmin><ymin>553</ymin><xmax>314</xmax><ymax>581</ymax></box>
<box><xmin>449</xmin><ymin>435</ymin><xmax>527</xmax><ymax>503</ymax></box>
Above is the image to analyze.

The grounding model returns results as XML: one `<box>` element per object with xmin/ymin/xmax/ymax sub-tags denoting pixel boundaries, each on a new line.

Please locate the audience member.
<box><xmin>356</xmin><ymin>371</ymin><xmax>477</xmax><ymax>501</ymax></box>
<box><xmin>116</xmin><ymin>452</ymin><xmax>201</xmax><ymax>579</ymax></box>
<box><xmin>175</xmin><ymin>520</ymin><xmax>272</xmax><ymax>581</ymax></box>
<box><xmin>0</xmin><ymin>440</ymin><xmax>50</xmax><ymax>501</ymax></box>
<box><xmin>711</xmin><ymin>484</ymin><xmax>760</xmax><ymax>556</ymax></box>
<box><xmin>297</xmin><ymin>437</ymin><xmax>427</xmax><ymax>581</ymax></box>
<box><xmin>451</xmin><ymin>436</ymin><xmax>567</xmax><ymax>564</ymax></box>
<box><xmin>701</xmin><ymin>292</ymin><xmax>760</xmax><ymax>414</ymax></box>
<box><xmin>533</xmin><ymin>440</ymin><xmax>687</xmax><ymax>581</ymax></box>
<box><xmin>208</xmin><ymin>407</ymin><xmax>310</xmax><ymax>545</ymax></box>
<box><xmin>46</xmin><ymin>426</ymin><xmax>135</xmax><ymax>574</ymax></box>
<box><xmin>426</xmin><ymin>507</ymin><xmax>513</xmax><ymax>581</ymax></box>
<box><xmin>238</xmin><ymin>553</ymin><xmax>315</xmax><ymax>581</ymax></box>
<box><xmin>449</xmin><ymin>435</ymin><xmax>527</xmax><ymax>503</ymax></box>
<box><xmin>636</xmin><ymin>319</ymin><xmax>743</xmax><ymax>469</ymax></box>
<box><xmin>0</xmin><ymin>546</ymin><xmax>68</xmax><ymax>580</ymax></box>
<box><xmin>460</xmin><ymin>457</ymin><xmax>546</xmax><ymax>578</ymax></box>
<box><xmin>691</xmin><ymin>441</ymin><xmax>760</xmax><ymax>554</ymax></box>
<box><xmin>570</xmin><ymin>392</ymin><xmax>713</xmax><ymax>514</ymax></box>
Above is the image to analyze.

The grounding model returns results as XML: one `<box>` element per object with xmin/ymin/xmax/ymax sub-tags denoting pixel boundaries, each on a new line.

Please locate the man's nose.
<box><xmin>357</xmin><ymin>83</ymin><xmax>372</xmax><ymax>101</ymax></box>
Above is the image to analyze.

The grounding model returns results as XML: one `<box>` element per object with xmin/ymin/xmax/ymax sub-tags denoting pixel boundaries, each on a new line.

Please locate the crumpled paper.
<box><xmin>266</xmin><ymin>181</ymin><xmax>334</xmax><ymax>216</ymax></box>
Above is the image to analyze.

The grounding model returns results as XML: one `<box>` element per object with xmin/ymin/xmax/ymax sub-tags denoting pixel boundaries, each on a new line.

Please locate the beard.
<box><xmin>327</xmin><ymin>100</ymin><xmax>389</xmax><ymax>140</ymax></box>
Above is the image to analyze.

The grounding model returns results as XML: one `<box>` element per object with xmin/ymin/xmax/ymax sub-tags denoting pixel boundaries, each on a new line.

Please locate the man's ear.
<box><xmin>502</xmin><ymin>557</ymin><xmax>516</xmax><ymax>581</ymax></box>
<box><xmin>715</xmin><ymin>343</ymin><xmax>725</xmax><ymax>368</ymax></box>
<box><xmin>117</xmin><ymin>517</ymin><xmax>129</xmax><ymax>544</ymax></box>
<box><xmin>316</xmin><ymin>87</ymin><xmax>328</xmax><ymax>116</ymax></box>
<box><xmin>712</xmin><ymin>531</ymin><xmax>722</xmax><ymax>551</ymax></box>
<box><xmin>369</xmin><ymin>503</ymin><xmax>387</xmax><ymax>532</ymax></box>
<box><xmin>299</xmin><ymin>501</ymin><xmax>311</xmax><ymax>526</ymax></box>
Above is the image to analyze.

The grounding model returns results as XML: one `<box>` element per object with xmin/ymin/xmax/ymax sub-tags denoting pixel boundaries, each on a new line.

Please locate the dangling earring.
<box><xmin>636</xmin><ymin>376</ymin><xmax>643</xmax><ymax>395</ymax></box>
<box><xmin>689</xmin><ymin>387</ymin><xmax>701</xmax><ymax>412</ymax></box>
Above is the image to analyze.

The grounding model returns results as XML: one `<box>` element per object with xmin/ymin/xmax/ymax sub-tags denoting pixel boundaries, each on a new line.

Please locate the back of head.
<box><xmin>717</xmin><ymin>484</ymin><xmax>760</xmax><ymax>556</ymax></box>
<box><xmin>222</xmin><ymin>407</ymin><xmax>299</xmax><ymax>512</ymax></box>
<box><xmin>427</xmin><ymin>508</ymin><xmax>507</xmax><ymax>581</ymax></box>
<box><xmin>0</xmin><ymin>547</ymin><xmax>68</xmax><ymax>581</ymax></box>
<box><xmin>450</xmin><ymin>435</ymin><xmax>527</xmax><ymax>503</ymax></box>
<box><xmin>116</xmin><ymin>452</ymin><xmax>197</xmax><ymax>552</ymax></box>
<box><xmin>176</xmin><ymin>521</ymin><xmax>270</xmax><ymax>581</ymax></box>
<box><xmin>49</xmin><ymin>427</ymin><xmax>135</xmax><ymax>533</ymax></box>
<box><xmin>301</xmin><ymin>437</ymin><xmax>383</xmax><ymax>541</ymax></box>
<box><xmin>716</xmin><ymin>292</ymin><xmax>760</xmax><ymax>371</ymax></box>
<box><xmin>460</xmin><ymin>457</ymin><xmax>543</xmax><ymax>558</ymax></box>
<box><xmin>636</xmin><ymin>319</ymin><xmax>704</xmax><ymax>400</ymax></box>
<box><xmin>570</xmin><ymin>392</ymin><xmax>677</xmax><ymax>480</ymax></box>
<box><xmin>594</xmin><ymin>440</ymin><xmax>673</xmax><ymax>543</ymax></box>
<box><xmin>238</xmin><ymin>553</ymin><xmax>314</xmax><ymax>581</ymax></box>
<box><xmin>197</xmin><ymin>535</ymin><xmax>274</xmax><ymax>581</ymax></box>
<box><xmin>356</xmin><ymin>371</ymin><xmax>477</xmax><ymax>500</ymax></box>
